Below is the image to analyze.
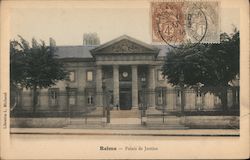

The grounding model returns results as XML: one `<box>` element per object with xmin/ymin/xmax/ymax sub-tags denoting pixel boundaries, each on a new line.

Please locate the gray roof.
<box><xmin>55</xmin><ymin>45</ymin><xmax>97</xmax><ymax>58</ymax></box>
<box><xmin>55</xmin><ymin>44</ymin><xmax>171</xmax><ymax>59</ymax></box>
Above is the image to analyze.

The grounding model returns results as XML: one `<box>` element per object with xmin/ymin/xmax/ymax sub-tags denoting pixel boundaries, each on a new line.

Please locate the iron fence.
<box><xmin>11</xmin><ymin>86</ymin><xmax>239</xmax><ymax>118</ymax></box>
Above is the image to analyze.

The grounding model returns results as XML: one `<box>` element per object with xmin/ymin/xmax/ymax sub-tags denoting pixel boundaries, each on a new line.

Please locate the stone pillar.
<box><xmin>113</xmin><ymin>65</ymin><xmax>119</xmax><ymax>107</ymax></box>
<box><xmin>132</xmin><ymin>65</ymin><xmax>138</xmax><ymax>108</ymax></box>
<box><xmin>148</xmin><ymin>65</ymin><xmax>156</xmax><ymax>108</ymax></box>
<box><xmin>96</xmin><ymin>65</ymin><xmax>103</xmax><ymax>107</ymax></box>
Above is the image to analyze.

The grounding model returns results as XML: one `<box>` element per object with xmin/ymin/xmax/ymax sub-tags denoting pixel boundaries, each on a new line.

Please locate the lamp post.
<box><xmin>103</xmin><ymin>84</ymin><xmax>110</xmax><ymax>124</ymax></box>
<box><xmin>106</xmin><ymin>90</ymin><xmax>111</xmax><ymax>124</ymax></box>
<box><xmin>179</xmin><ymin>71</ymin><xmax>185</xmax><ymax>114</ymax></box>
<box><xmin>140</xmin><ymin>73</ymin><xmax>146</xmax><ymax>125</ymax></box>
<box><xmin>65</xmin><ymin>82</ymin><xmax>70</xmax><ymax>119</ymax></box>
<box><xmin>162</xmin><ymin>88</ymin><xmax>166</xmax><ymax>123</ymax></box>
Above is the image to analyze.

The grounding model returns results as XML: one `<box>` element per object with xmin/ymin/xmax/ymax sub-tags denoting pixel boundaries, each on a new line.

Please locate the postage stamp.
<box><xmin>151</xmin><ymin>2</ymin><xmax>186</xmax><ymax>43</ymax></box>
<box><xmin>151</xmin><ymin>1</ymin><xmax>220</xmax><ymax>45</ymax></box>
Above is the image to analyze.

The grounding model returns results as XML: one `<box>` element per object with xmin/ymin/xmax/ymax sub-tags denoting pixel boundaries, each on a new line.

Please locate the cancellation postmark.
<box><xmin>151</xmin><ymin>2</ymin><xmax>185</xmax><ymax>44</ymax></box>
<box><xmin>151</xmin><ymin>1</ymin><xmax>220</xmax><ymax>47</ymax></box>
<box><xmin>184</xmin><ymin>2</ymin><xmax>208</xmax><ymax>44</ymax></box>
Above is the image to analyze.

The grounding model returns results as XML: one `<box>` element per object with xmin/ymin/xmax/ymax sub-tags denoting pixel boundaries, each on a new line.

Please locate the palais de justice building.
<box><xmin>17</xmin><ymin>35</ymin><xmax>239</xmax><ymax>116</ymax></box>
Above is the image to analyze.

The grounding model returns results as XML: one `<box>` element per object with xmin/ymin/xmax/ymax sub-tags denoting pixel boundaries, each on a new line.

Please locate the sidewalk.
<box><xmin>10</xmin><ymin>128</ymin><xmax>239</xmax><ymax>136</ymax></box>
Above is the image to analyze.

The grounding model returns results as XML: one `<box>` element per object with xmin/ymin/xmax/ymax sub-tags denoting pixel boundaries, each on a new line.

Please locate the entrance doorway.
<box><xmin>119</xmin><ymin>88</ymin><xmax>132</xmax><ymax>110</ymax></box>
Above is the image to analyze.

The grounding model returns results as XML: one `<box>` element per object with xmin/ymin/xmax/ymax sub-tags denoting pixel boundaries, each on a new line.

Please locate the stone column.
<box><xmin>113</xmin><ymin>65</ymin><xmax>119</xmax><ymax>107</ymax></box>
<box><xmin>132</xmin><ymin>65</ymin><xmax>138</xmax><ymax>108</ymax></box>
<box><xmin>148</xmin><ymin>65</ymin><xmax>156</xmax><ymax>108</ymax></box>
<box><xmin>96</xmin><ymin>65</ymin><xmax>103</xmax><ymax>107</ymax></box>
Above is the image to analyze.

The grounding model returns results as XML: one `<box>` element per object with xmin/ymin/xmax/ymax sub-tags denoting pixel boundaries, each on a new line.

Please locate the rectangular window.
<box><xmin>156</xmin><ymin>88</ymin><xmax>165</xmax><ymax>105</ymax></box>
<box><xmin>69</xmin><ymin>89</ymin><xmax>77</xmax><ymax>106</ymax></box>
<box><xmin>158</xmin><ymin>70</ymin><xmax>164</xmax><ymax>81</ymax></box>
<box><xmin>176</xmin><ymin>89</ymin><xmax>181</xmax><ymax>106</ymax></box>
<box><xmin>196</xmin><ymin>90</ymin><xmax>203</xmax><ymax>107</ymax></box>
<box><xmin>69</xmin><ymin>71</ymin><xmax>75</xmax><ymax>82</ymax></box>
<box><xmin>85</xmin><ymin>88</ymin><xmax>95</xmax><ymax>105</ymax></box>
<box><xmin>87</xmin><ymin>71</ymin><xmax>93</xmax><ymax>81</ymax></box>
<box><xmin>196</xmin><ymin>90</ymin><xmax>202</xmax><ymax>97</ymax></box>
<box><xmin>157</xmin><ymin>89</ymin><xmax>163</xmax><ymax>105</ymax></box>
<box><xmin>87</xmin><ymin>95</ymin><xmax>94</xmax><ymax>105</ymax></box>
<box><xmin>49</xmin><ymin>88</ymin><xmax>59</xmax><ymax>106</ymax></box>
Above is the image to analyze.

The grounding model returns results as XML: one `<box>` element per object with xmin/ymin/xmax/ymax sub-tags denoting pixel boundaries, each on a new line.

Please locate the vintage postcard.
<box><xmin>0</xmin><ymin>0</ymin><xmax>249</xmax><ymax>159</ymax></box>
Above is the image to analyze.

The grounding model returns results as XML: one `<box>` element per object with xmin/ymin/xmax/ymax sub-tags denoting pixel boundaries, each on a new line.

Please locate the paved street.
<box><xmin>10</xmin><ymin>128</ymin><xmax>239</xmax><ymax>136</ymax></box>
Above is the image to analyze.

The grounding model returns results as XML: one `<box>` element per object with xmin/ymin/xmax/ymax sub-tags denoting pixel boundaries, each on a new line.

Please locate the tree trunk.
<box><xmin>220</xmin><ymin>87</ymin><xmax>228</xmax><ymax>112</ymax></box>
<box><xmin>10</xmin><ymin>84</ymin><xmax>18</xmax><ymax>111</ymax></box>
<box><xmin>180</xmin><ymin>89</ymin><xmax>185</xmax><ymax>113</ymax></box>
<box><xmin>32</xmin><ymin>86</ymin><xmax>38</xmax><ymax>113</ymax></box>
<box><xmin>180</xmin><ymin>84</ymin><xmax>185</xmax><ymax>113</ymax></box>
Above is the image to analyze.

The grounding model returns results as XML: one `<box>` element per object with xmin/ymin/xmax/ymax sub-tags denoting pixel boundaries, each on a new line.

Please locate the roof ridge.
<box><xmin>90</xmin><ymin>35</ymin><xmax>160</xmax><ymax>53</ymax></box>
<box><xmin>56</xmin><ymin>45</ymin><xmax>99</xmax><ymax>47</ymax></box>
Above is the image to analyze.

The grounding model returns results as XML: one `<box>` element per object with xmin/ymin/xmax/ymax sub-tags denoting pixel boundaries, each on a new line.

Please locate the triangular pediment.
<box><xmin>90</xmin><ymin>35</ymin><xmax>159</xmax><ymax>56</ymax></box>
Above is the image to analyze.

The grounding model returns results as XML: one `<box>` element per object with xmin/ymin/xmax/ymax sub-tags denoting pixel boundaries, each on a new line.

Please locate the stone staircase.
<box><xmin>109</xmin><ymin>109</ymin><xmax>141</xmax><ymax>124</ymax></box>
<box><xmin>110</xmin><ymin>108</ymin><xmax>141</xmax><ymax>118</ymax></box>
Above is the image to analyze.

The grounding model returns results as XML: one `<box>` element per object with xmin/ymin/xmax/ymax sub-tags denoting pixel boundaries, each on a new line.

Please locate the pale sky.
<box><xmin>10</xmin><ymin>2</ymin><xmax>240</xmax><ymax>46</ymax></box>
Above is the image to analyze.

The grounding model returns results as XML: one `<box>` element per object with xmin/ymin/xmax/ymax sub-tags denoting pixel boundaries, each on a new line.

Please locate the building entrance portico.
<box><xmin>90</xmin><ymin>35</ymin><xmax>159</xmax><ymax>118</ymax></box>
<box><xmin>102</xmin><ymin>65</ymin><xmax>137</xmax><ymax>110</ymax></box>
<box><xmin>102</xmin><ymin>65</ymin><xmax>151</xmax><ymax>110</ymax></box>
<box><xmin>119</xmin><ymin>87</ymin><xmax>132</xmax><ymax>110</ymax></box>
<box><xmin>118</xmin><ymin>65</ymin><xmax>133</xmax><ymax>110</ymax></box>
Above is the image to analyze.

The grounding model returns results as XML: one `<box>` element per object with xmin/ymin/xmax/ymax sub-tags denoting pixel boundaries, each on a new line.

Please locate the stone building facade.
<box><xmin>15</xmin><ymin>35</ymin><xmax>239</xmax><ymax>116</ymax></box>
